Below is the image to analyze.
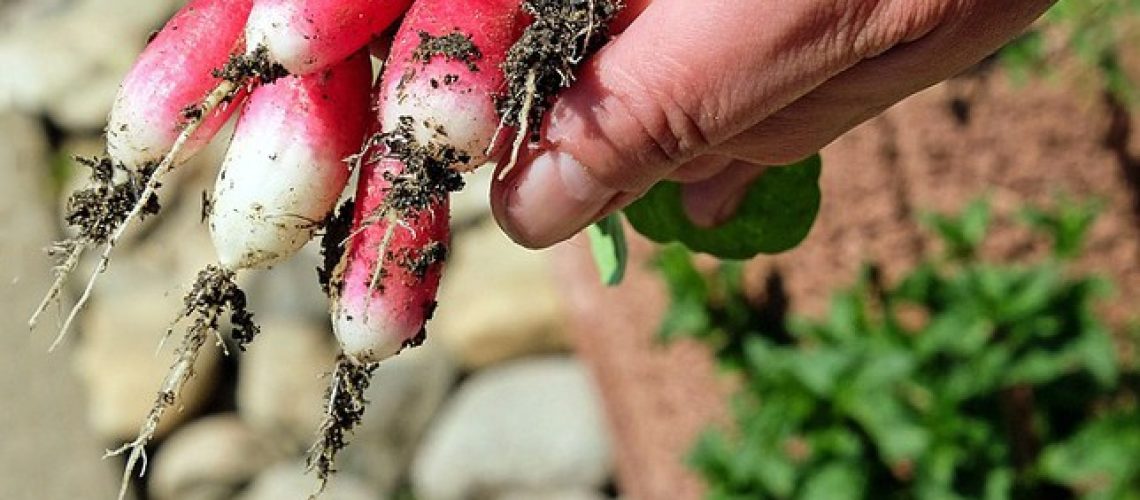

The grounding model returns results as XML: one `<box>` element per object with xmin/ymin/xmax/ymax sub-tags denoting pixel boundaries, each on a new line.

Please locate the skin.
<box><xmin>487</xmin><ymin>0</ymin><xmax>1057</xmax><ymax>248</ymax></box>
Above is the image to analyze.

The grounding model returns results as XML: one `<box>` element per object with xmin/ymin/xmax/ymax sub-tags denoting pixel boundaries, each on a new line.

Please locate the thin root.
<box><xmin>27</xmin><ymin>240</ymin><xmax>85</xmax><ymax>329</ymax></box>
<box><xmin>497</xmin><ymin>69</ymin><xmax>537</xmax><ymax>182</ymax></box>
<box><xmin>306</xmin><ymin>354</ymin><xmax>378</xmax><ymax>499</ymax></box>
<box><xmin>46</xmin><ymin>79</ymin><xmax>238</xmax><ymax>352</ymax></box>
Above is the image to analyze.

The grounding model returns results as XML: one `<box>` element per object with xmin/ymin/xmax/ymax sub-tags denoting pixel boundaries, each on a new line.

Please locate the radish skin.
<box><xmin>210</xmin><ymin>50</ymin><xmax>372</xmax><ymax>271</ymax></box>
<box><xmin>333</xmin><ymin>158</ymin><xmax>450</xmax><ymax>363</ymax></box>
<box><xmin>244</xmin><ymin>0</ymin><xmax>411</xmax><ymax>76</ymax></box>
<box><xmin>107</xmin><ymin>0</ymin><xmax>252</xmax><ymax>168</ymax></box>
<box><xmin>378</xmin><ymin>0</ymin><xmax>527</xmax><ymax>169</ymax></box>
<box><xmin>330</xmin><ymin>0</ymin><xmax>526</xmax><ymax>363</ymax></box>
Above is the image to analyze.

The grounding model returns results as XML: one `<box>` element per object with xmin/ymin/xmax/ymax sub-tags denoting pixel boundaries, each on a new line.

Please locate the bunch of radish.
<box><xmin>32</xmin><ymin>0</ymin><xmax>620</xmax><ymax>498</ymax></box>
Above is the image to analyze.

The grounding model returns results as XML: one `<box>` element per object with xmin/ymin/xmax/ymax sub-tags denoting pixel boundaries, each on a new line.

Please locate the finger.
<box><xmin>666</xmin><ymin>154</ymin><xmax>734</xmax><ymax>183</ymax></box>
<box><xmin>681</xmin><ymin>161</ymin><xmax>768</xmax><ymax>228</ymax></box>
<box><xmin>493</xmin><ymin>0</ymin><xmax>898</xmax><ymax>247</ymax></box>
<box><xmin>717</xmin><ymin>0</ymin><xmax>1056</xmax><ymax>165</ymax></box>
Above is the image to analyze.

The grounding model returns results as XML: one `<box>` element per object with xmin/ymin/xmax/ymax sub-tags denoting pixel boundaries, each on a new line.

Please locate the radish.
<box><xmin>29</xmin><ymin>0</ymin><xmax>257</xmax><ymax>345</ymax></box>
<box><xmin>106</xmin><ymin>0</ymin><xmax>253</xmax><ymax>169</ymax></box>
<box><xmin>106</xmin><ymin>50</ymin><xmax>373</xmax><ymax>500</ymax></box>
<box><xmin>210</xmin><ymin>49</ymin><xmax>373</xmax><ymax>271</ymax></box>
<box><xmin>329</xmin><ymin>0</ymin><xmax>528</xmax><ymax>365</ymax></box>
<box><xmin>244</xmin><ymin>0</ymin><xmax>412</xmax><ymax>76</ymax></box>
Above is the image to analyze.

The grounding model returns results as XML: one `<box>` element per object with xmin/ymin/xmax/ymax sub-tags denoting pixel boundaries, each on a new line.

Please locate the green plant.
<box><xmin>1000</xmin><ymin>0</ymin><xmax>1140</xmax><ymax>102</ymax></box>
<box><xmin>658</xmin><ymin>199</ymin><xmax>1140</xmax><ymax>499</ymax></box>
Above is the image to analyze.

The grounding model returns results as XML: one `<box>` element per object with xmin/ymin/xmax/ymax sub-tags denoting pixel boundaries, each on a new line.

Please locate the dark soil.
<box><xmin>373</xmin><ymin>116</ymin><xmax>466</xmax><ymax>217</ymax></box>
<box><xmin>318</xmin><ymin>200</ymin><xmax>357</xmax><ymax>296</ymax></box>
<box><xmin>211</xmin><ymin>45</ymin><xmax>288</xmax><ymax>88</ymax></box>
<box><xmin>394</xmin><ymin>241</ymin><xmax>447</xmax><ymax>280</ymax></box>
<box><xmin>497</xmin><ymin>0</ymin><xmax>622</xmax><ymax>138</ymax></box>
<box><xmin>63</xmin><ymin>156</ymin><xmax>160</xmax><ymax>245</ymax></box>
<box><xmin>180</xmin><ymin>265</ymin><xmax>260</xmax><ymax>350</ymax></box>
<box><xmin>308</xmin><ymin>355</ymin><xmax>379</xmax><ymax>489</ymax></box>
<box><xmin>412</xmin><ymin>31</ymin><xmax>482</xmax><ymax>72</ymax></box>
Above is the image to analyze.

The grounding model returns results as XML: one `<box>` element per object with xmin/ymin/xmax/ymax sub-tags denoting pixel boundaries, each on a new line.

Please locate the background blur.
<box><xmin>3</xmin><ymin>1</ymin><xmax>1140</xmax><ymax>499</ymax></box>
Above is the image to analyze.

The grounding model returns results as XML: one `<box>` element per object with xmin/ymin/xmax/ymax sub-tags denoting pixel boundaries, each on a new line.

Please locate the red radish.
<box><xmin>329</xmin><ymin>0</ymin><xmax>527</xmax><ymax>364</ymax></box>
<box><xmin>107</xmin><ymin>0</ymin><xmax>253</xmax><ymax>169</ymax></box>
<box><xmin>244</xmin><ymin>0</ymin><xmax>412</xmax><ymax>76</ymax></box>
<box><xmin>377</xmin><ymin>0</ymin><xmax>528</xmax><ymax>169</ymax></box>
<box><xmin>210</xmin><ymin>50</ymin><xmax>372</xmax><ymax>271</ymax></box>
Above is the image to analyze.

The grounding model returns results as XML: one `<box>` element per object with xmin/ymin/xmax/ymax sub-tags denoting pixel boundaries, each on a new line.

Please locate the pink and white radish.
<box><xmin>244</xmin><ymin>0</ymin><xmax>412</xmax><ymax>76</ymax></box>
<box><xmin>108</xmin><ymin>49</ymin><xmax>374</xmax><ymax>500</ymax></box>
<box><xmin>330</xmin><ymin>0</ymin><xmax>527</xmax><ymax>364</ymax></box>
<box><xmin>107</xmin><ymin>0</ymin><xmax>253</xmax><ymax>169</ymax></box>
<box><xmin>210</xmin><ymin>49</ymin><xmax>372</xmax><ymax>271</ymax></box>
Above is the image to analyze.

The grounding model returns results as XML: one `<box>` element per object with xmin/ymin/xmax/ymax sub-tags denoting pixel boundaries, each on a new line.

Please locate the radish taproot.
<box><xmin>245</xmin><ymin>0</ymin><xmax>412</xmax><ymax>75</ymax></box>
<box><xmin>210</xmin><ymin>49</ymin><xmax>373</xmax><ymax>271</ymax></box>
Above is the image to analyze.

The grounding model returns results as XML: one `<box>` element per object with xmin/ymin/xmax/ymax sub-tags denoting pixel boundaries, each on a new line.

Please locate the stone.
<box><xmin>0</xmin><ymin>0</ymin><xmax>179</xmax><ymax>123</ymax></box>
<box><xmin>239</xmin><ymin>462</ymin><xmax>378</xmax><ymax>500</ymax></box>
<box><xmin>412</xmin><ymin>357</ymin><xmax>612</xmax><ymax>500</ymax></box>
<box><xmin>338</xmin><ymin>338</ymin><xmax>458</xmax><ymax>493</ymax></box>
<box><xmin>431</xmin><ymin>219</ymin><xmax>569</xmax><ymax>367</ymax></box>
<box><xmin>149</xmin><ymin>414</ymin><xmax>276</xmax><ymax>500</ymax></box>
<box><xmin>0</xmin><ymin>111</ymin><xmax>120</xmax><ymax>498</ymax></box>
<box><xmin>238</xmin><ymin>317</ymin><xmax>339</xmax><ymax>453</ymax></box>
<box><xmin>451</xmin><ymin>164</ymin><xmax>494</xmax><ymax>227</ymax></box>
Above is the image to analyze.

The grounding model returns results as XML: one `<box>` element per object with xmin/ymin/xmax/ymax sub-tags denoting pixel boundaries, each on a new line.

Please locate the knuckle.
<box><xmin>586</xmin><ymin>64</ymin><xmax>715</xmax><ymax>191</ymax></box>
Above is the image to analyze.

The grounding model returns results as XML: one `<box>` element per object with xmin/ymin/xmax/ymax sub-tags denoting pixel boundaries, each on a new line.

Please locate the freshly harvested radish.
<box><xmin>210</xmin><ymin>49</ymin><xmax>373</xmax><ymax>271</ymax></box>
<box><xmin>30</xmin><ymin>0</ymin><xmax>258</xmax><ymax>344</ymax></box>
<box><xmin>106</xmin><ymin>50</ymin><xmax>374</xmax><ymax>500</ymax></box>
<box><xmin>107</xmin><ymin>0</ymin><xmax>253</xmax><ymax>169</ymax></box>
<box><xmin>328</xmin><ymin>0</ymin><xmax>528</xmax><ymax>365</ymax></box>
<box><xmin>244</xmin><ymin>0</ymin><xmax>412</xmax><ymax>75</ymax></box>
<box><xmin>331</xmin><ymin>156</ymin><xmax>452</xmax><ymax>363</ymax></box>
<box><xmin>377</xmin><ymin>0</ymin><xmax>528</xmax><ymax>169</ymax></box>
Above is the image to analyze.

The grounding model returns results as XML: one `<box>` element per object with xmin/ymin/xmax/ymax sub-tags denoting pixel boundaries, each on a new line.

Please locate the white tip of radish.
<box><xmin>330</xmin><ymin>303</ymin><xmax>411</xmax><ymax>363</ymax></box>
<box><xmin>209</xmin><ymin>51</ymin><xmax>371</xmax><ymax>271</ymax></box>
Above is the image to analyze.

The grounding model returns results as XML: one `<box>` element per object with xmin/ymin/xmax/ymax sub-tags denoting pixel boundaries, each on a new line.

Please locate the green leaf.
<box><xmin>585</xmin><ymin>213</ymin><xmax>629</xmax><ymax>286</ymax></box>
<box><xmin>623</xmin><ymin>154</ymin><xmax>822</xmax><ymax>259</ymax></box>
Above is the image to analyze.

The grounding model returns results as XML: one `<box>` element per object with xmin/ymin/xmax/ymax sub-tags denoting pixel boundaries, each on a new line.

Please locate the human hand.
<box><xmin>489</xmin><ymin>0</ymin><xmax>1056</xmax><ymax>248</ymax></box>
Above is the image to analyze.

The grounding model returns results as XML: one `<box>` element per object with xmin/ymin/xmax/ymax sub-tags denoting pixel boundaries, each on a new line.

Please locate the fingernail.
<box><xmin>501</xmin><ymin>150</ymin><xmax>617</xmax><ymax>247</ymax></box>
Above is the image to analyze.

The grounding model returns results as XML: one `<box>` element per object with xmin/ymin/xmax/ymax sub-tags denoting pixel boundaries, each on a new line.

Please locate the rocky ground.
<box><xmin>0</xmin><ymin>1</ymin><xmax>615</xmax><ymax>499</ymax></box>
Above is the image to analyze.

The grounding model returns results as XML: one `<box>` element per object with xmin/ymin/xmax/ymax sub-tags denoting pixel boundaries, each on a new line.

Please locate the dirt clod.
<box><xmin>318</xmin><ymin>200</ymin><xmax>356</xmax><ymax>296</ymax></box>
<box><xmin>64</xmin><ymin>156</ymin><xmax>160</xmax><ymax>246</ymax></box>
<box><xmin>307</xmin><ymin>355</ymin><xmax>379</xmax><ymax>493</ymax></box>
<box><xmin>395</xmin><ymin>240</ymin><xmax>448</xmax><ymax>280</ymax></box>
<box><xmin>412</xmin><ymin>31</ymin><xmax>483</xmax><ymax>72</ymax></box>
<box><xmin>498</xmin><ymin>0</ymin><xmax>622</xmax><ymax>137</ymax></box>
<box><xmin>181</xmin><ymin>265</ymin><xmax>260</xmax><ymax>350</ymax></box>
<box><xmin>371</xmin><ymin>116</ymin><xmax>466</xmax><ymax>218</ymax></box>
<box><xmin>211</xmin><ymin>45</ymin><xmax>289</xmax><ymax>87</ymax></box>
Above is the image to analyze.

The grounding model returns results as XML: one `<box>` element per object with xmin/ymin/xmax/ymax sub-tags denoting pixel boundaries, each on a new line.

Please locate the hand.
<box><xmin>489</xmin><ymin>0</ymin><xmax>1056</xmax><ymax>248</ymax></box>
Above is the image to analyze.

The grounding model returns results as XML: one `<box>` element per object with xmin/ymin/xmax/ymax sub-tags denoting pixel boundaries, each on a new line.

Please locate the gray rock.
<box><xmin>339</xmin><ymin>338</ymin><xmax>458</xmax><ymax>493</ymax></box>
<box><xmin>412</xmin><ymin>357</ymin><xmax>612</xmax><ymax>500</ymax></box>
<box><xmin>239</xmin><ymin>462</ymin><xmax>379</xmax><ymax>500</ymax></box>
<box><xmin>432</xmin><ymin>219</ymin><xmax>570</xmax><ymax>368</ymax></box>
<box><xmin>0</xmin><ymin>111</ymin><xmax>120</xmax><ymax>498</ymax></box>
<box><xmin>149</xmin><ymin>414</ymin><xmax>276</xmax><ymax>500</ymax></box>
<box><xmin>451</xmin><ymin>164</ymin><xmax>494</xmax><ymax>227</ymax></box>
<box><xmin>0</xmin><ymin>0</ymin><xmax>179</xmax><ymax>127</ymax></box>
<box><xmin>238</xmin><ymin>317</ymin><xmax>339</xmax><ymax>453</ymax></box>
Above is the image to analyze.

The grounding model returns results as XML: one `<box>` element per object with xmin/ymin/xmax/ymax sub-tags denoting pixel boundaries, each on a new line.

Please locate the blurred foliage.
<box><xmin>1000</xmin><ymin>0</ymin><xmax>1140</xmax><ymax>102</ymax></box>
<box><xmin>657</xmin><ymin>199</ymin><xmax>1140</xmax><ymax>499</ymax></box>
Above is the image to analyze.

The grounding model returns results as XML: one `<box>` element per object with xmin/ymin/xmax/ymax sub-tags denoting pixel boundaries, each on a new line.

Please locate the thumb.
<box><xmin>491</xmin><ymin>0</ymin><xmax>881</xmax><ymax>248</ymax></box>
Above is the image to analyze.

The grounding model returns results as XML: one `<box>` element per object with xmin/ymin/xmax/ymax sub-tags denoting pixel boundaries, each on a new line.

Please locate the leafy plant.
<box><xmin>657</xmin><ymin>199</ymin><xmax>1140</xmax><ymax>499</ymax></box>
<box><xmin>1000</xmin><ymin>0</ymin><xmax>1140</xmax><ymax>102</ymax></box>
